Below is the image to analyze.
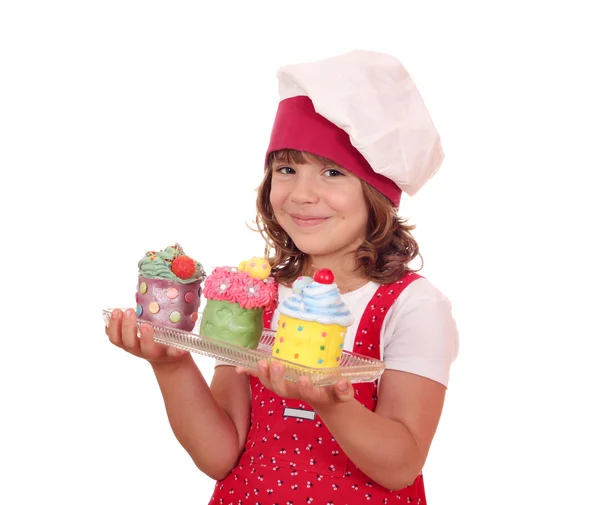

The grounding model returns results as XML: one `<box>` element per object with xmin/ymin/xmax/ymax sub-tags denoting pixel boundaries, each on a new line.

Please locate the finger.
<box><xmin>334</xmin><ymin>379</ymin><xmax>355</xmax><ymax>403</ymax></box>
<box><xmin>139</xmin><ymin>323</ymin><xmax>186</xmax><ymax>361</ymax></box>
<box><xmin>236</xmin><ymin>366</ymin><xmax>259</xmax><ymax>378</ymax></box>
<box><xmin>268</xmin><ymin>361</ymin><xmax>289</xmax><ymax>397</ymax></box>
<box><xmin>296</xmin><ymin>376</ymin><xmax>313</xmax><ymax>400</ymax></box>
<box><xmin>121</xmin><ymin>309</ymin><xmax>142</xmax><ymax>356</ymax></box>
<box><xmin>257</xmin><ymin>360</ymin><xmax>275</xmax><ymax>391</ymax></box>
<box><xmin>139</xmin><ymin>324</ymin><xmax>165</xmax><ymax>360</ymax></box>
<box><xmin>165</xmin><ymin>345</ymin><xmax>188</xmax><ymax>358</ymax></box>
<box><xmin>297</xmin><ymin>375</ymin><xmax>326</xmax><ymax>405</ymax></box>
<box><xmin>107</xmin><ymin>309</ymin><xmax>123</xmax><ymax>347</ymax></box>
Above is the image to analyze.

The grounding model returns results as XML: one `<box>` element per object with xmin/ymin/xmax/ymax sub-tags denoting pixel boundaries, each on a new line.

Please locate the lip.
<box><xmin>289</xmin><ymin>214</ymin><xmax>329</xmax><ymax>228</ymax></box>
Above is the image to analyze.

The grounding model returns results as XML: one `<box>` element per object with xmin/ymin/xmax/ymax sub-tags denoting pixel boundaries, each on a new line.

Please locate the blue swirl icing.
<box><xmin>280</xmin><ymin>280</ymin><xmax>354</xmax><ymax>326</ymax></box>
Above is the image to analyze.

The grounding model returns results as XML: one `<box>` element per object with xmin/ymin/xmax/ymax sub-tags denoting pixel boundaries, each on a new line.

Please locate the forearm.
<box><xmin>151</xmin><ymin>355</ymin><xmax>241</xmax><ymax>480</ymax></box>
<box><xmin>316</xmin><ymin>400</ymin><xmax>421</xmax><ymax>490</ymax></box>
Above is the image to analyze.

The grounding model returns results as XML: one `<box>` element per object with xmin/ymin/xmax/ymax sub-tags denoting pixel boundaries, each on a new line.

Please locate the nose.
<box><xmin>289</xmin><ymin>172</ymin><xmax>319</xmax><ymax>204</ymax></box>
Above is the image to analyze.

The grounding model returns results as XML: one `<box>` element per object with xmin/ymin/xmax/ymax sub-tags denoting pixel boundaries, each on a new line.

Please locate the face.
<box><xmin>269</xmin><ymin>157</ymin><xmax>369</xmax><ymax>260</ymax></box>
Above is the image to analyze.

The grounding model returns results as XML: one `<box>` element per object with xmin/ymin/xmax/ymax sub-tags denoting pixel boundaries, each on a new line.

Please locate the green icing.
<box><xmin>200</xmin><ymin>299</ymin><xmax>263</xmax><ymax>349</ymax></box>
<box><xmin>137</xmin><ymin>243</ymin><xmax>204</xmax><ymax>284</ymax></box>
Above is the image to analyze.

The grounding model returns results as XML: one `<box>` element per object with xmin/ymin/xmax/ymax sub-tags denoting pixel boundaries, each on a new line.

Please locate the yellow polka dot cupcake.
<box><xmin>273</xmin><ymin>269</ymin><xmax>354</xmax><ymax>368</ymax></box>
<box><xmin>136</xmin><ymin>243</ymin><xmax>206</xmax><ymax>332</ymax></box>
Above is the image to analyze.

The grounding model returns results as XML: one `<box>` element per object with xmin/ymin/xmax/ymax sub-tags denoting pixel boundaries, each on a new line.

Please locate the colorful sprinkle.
<box><xmin>167</xmin><ymin>287</ymin><xmax>179</xmax><ymax>299</ymax></box>
<box><xmin>282</xmin><ymin>322</ymin><xmax>286</xmax><ymax>328</ymax></box>
<box><xmin>320</xmin><ymin>345</ymin><xmax>325</xmax><ymax>351</ymax></box>
<box><xmin>136</xmin><ymin>304</ymin><xmax>143</xmax><ymax>317</ymax></box>
<box><xmin>339</xmin><ymin>343</ymin><xmax>343</xmax><ymax>348</ymax></box>
<box><xmin>318</xmin><ymin>359</ymin><xmax>323</xmax><ymax>364</ymax></box>
<box><xmin>184</xmin><ymin>292</ymin><xmax>195</xmax><ymax>303</ymax></box>
<box><xmin>169</xmin><ymin>311</ymin><xmax>181</xmax><ymax>323</ymax></box>
<box><xmin>275</xmin><ymin>348</ymin><xmax>280</xmax><ymax>354</ymax></box>
<box><xmin>149</xmin><ymin>302</ymin><xmax>160</xmax><ymax>314</ymax></box>
<box><xmin>298</xmin><ymin>326</ymin><xmax>303</xmax><ymax>331</ymax></box>
<box><xmin>340</xmin><ymin>331</ymin><xmax>345</xmax><ymax>337</ymax></box>
<box><xmin>279</xmin><ymin>337</ymin><xmax>284</xmax><ymax>342</ymax></box>
<box><xmin>140</xmin><ymin>282</ymin><xmax>147</xmax><ymax>294</ymax></box>
<box><xmin>294</xmin><ymin>353</ymin><xmax>299</xmax><ymax>359</ymax></box>
<box><xmin>321</xmin><ymin>332</ymin><xmax>327</xmax><ymax>337</ymax></box>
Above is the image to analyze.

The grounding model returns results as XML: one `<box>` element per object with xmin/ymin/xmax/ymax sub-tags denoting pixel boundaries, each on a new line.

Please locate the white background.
<box><xmin>1</xmin><ymin>1</ymin><xmax>598</xmax><ymax>504</ymax></box>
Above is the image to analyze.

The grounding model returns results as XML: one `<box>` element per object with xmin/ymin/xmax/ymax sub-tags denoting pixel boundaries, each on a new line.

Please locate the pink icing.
<box><xmin>203</xmin><ymin>266</ymin><xmax>278</xmax><ymax>311</ymax></box>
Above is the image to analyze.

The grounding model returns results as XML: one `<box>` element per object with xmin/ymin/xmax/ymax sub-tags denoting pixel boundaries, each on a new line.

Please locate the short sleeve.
<box><xmin>382</xmin><ymin>278</ymin><xmax>459</xmax><ymax>387</ymax></box>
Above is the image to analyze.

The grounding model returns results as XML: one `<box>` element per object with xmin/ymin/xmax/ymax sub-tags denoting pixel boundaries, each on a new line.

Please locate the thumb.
<box><xmin>334</xmin><ymin>380</ymin><xmax>354</xmax><ymax>402</ymax></box>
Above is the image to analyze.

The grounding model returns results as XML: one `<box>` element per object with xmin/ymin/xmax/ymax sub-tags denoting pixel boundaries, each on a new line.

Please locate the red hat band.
<box><xmin>266</xmin><ymin>96</ymin><xmax>401</xmax><ymax>207</ymax></box>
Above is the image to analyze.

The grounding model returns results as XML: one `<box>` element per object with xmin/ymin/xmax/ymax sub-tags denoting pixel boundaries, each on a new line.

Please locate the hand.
<box><xmin>105</xmin><ymin>308</ymin><xmax>189</xmax><ymax>366</ymax></box>
<box><xmin>236</xmin><ymin>360</ymin><xmax>355</xmax><ymax>411</ymax></box>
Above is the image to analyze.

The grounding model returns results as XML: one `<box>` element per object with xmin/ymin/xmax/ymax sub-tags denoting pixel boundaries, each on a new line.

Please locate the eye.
<box><xmin>275</xmin><ymin>166</ymin><xmax>295</xmax><ymax>175</ymax></box>
<box><xmin>324</xmin><ymin>168</ymin><xmax>344</xmax><ymax>177</ymax></box>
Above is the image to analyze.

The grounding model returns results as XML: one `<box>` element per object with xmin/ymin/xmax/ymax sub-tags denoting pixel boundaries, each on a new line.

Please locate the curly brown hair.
<box><xmin>255</xmin><ymin>149</ymin><xmax>422</xmax><ymax>286</ymax></box>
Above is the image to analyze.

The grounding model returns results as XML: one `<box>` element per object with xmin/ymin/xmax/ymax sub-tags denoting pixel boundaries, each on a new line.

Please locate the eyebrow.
<box><xmin>273</xmin><ymin>159</ymin><xmax>342</xmax><ymax>167</ymax></box>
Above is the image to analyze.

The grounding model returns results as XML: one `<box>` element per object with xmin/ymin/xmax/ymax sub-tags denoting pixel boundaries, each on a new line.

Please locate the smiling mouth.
<box><xmin>290</xmin><ymin>215</ymin><xmax>329</xmax><ymax>227</ymax></box>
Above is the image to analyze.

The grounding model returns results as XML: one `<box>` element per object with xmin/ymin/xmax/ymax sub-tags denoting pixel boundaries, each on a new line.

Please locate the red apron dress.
<box><xmin>210</xmin><ymin>272</ymin><xmax>426</xmax><ymax>505</ymax></box>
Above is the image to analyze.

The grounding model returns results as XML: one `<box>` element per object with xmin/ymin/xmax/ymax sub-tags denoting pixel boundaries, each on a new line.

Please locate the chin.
<box><xmin>289</xmin><ymin>236</ymin><xmax>340</xmax><ymax>257</ymax></box>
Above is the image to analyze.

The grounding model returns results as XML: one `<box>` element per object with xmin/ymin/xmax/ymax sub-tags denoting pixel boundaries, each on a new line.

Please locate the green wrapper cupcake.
<box><xmin>200</xmin><ymin>258</ymin><xmax>278</xmax><ymax>348</ymax></box>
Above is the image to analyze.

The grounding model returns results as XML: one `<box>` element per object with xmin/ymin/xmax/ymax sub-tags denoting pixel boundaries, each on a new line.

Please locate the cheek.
<box><xmin>327</xmin><ymin>191</ymin><xmax>366</xmax><ymax>217</ymax></box>
<box><xmin>269</xmin><ymin>188</ymin><xmax>285</xmax><ymax>214</ymax></box>
<box><xmin>269</xmin><ymin>186</ymin><xmax>286</xmax><ymax>214</ymax></box>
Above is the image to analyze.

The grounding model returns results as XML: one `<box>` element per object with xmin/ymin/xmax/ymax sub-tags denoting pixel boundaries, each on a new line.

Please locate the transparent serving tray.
<box><xmin>103</xmin><ymin>308</ymin><xmax>384</xmax><ymax>386</ymax></box>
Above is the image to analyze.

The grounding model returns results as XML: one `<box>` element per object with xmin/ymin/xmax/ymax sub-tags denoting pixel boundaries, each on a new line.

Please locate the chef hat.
<box><xmin>266</xmin><ymin>50</ymin><xmax>444</xmax><ymax>207</ymax></box>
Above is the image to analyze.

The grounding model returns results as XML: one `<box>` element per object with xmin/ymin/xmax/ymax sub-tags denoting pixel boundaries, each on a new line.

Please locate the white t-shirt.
<box><xmin>216</xmin><ymin>277</ymin><xmax>459</xmax><ymax>388</ymax></box>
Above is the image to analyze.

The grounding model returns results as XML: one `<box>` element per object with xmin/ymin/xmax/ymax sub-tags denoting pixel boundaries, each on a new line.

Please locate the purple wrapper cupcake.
<box><xmin>135</xmin><ymin>243</ymin><xmax>206</xmax><ymax>332</ymax></box>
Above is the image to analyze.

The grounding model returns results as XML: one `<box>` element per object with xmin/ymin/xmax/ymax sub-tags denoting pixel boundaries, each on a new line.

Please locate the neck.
<box><xmin>304</xmin><ymin>252</ymin><xmax>369</xmax><ymax>294</ymax></box>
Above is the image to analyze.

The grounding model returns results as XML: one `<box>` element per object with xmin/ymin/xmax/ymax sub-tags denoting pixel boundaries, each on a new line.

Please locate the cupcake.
<box><xmin>136</xmin><ymin>243</ymin><xmax>206</xmax><ymax>332</ymax></box>
<box><xmin>273</xmin><ymin>269</ymin><xmax>353</xmax><ymax>368</ymax></box>
<box><xmin>200</xmin><ymin>257</ymin><xmax>278</xmax><ymax>349</ymax></box>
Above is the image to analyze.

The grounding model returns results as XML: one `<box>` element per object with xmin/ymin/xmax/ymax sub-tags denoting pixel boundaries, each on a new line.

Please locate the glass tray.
<box><xmin>103</xmin><ymin>308</ymin><xmax>384</xmax><ymax>386</ymax></box>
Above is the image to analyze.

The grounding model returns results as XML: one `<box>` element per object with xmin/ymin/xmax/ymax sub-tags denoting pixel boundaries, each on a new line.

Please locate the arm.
<box><xmin>314</xmin><ymin>279</ymin><xmax>456</xmax><ymax>489</ymax></box>
<box><xmin>151</xmin><ymin>358</ymin><xmax>251</xmax><ymax>480</ymax></box>
<box><xmin>106</xmin><ymin>309</ymin><xmax>250</xmax><ymax>481</ymax></box>
<box><xmin>315</xmin><ymin>370</ymin><xmax>446</xmax><ymax>491</ymax></box>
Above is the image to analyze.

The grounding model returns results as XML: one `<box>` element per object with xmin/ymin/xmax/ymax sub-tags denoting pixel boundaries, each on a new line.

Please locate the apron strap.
<box><xmin>352</xmin><ymin>271</ymin><xmax>423</xmax><ymax>359</ymax></box>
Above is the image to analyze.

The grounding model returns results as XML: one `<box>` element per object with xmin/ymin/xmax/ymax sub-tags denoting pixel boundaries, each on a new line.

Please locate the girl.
<box><xmin>106</xmin><ymin>50</ymin><xmax>458</xmax><ymax>504</ymax></box>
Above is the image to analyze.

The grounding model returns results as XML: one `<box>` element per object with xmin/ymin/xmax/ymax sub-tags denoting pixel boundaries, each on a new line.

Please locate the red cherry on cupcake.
<box><xmin>314</xmin><ymin>268</ymin><xmax>334</xmax><ymax>284</ymax></box>
<box><xmin>172</xmin><ymin>255</ymin><xmax>196</xmax><ymax>279</ymax></box>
